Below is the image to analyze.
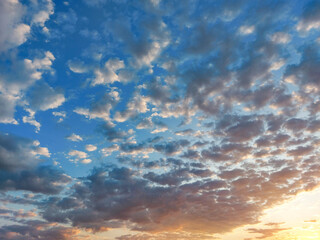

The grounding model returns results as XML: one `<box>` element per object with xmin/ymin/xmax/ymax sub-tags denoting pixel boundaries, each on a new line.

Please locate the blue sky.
<box><xmin>1</xmin><ymin>0</ymin><xmax>320</xmax><ymax>239</ymax></box>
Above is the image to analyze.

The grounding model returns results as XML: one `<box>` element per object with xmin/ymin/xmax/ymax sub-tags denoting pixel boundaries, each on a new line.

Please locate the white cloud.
<box><xmin>31</xmin><ymin>0</ymin><xmax>54</xmax><ymax>27</ymax></box>
<box><xmin>0</xmin><ymin>92</ymin><xmax>19</xmax><ymax>124</ymax></box>
<box><xmin>74</xmin><ymin>107</ymin><xmax>112</xmax><ymax>122</ymax></box>
<box><xmin>85</xmin><ymin>144</ymin><xmax>97</xmax><ymax>152</ymax></box>
<box><xmin>22</xmin><ymin>109</ymin><xmax>41</xmax><ymax>132</ymax></box>
<box><xmin>32</xmin><ymin>146</ymin><xmax>51</xmax><ymax>157</ymax></box>
<box><xmin>9</xmin><ymin>23</ymin><xmax>30</xmax><ymax>47</ymax></box>
<box><xmin>297</xmin><ymin>20</ymin><xmax>320</xmax><ymax>33</ymax></box>
<box><xmin>74</xmin><ymin>90</ymin><xmax>120</xmax><ymax>122</ymax></box>
<box><xmin>92</xmin><ymin>58</ymin><xmax>125</xmax><ymax>86</ymax></box>
<box><xmin>239</xmin><ymin>25</ymin><xmax>255</xmax><ymax>35</ymax></box>
<box><xmin>68</xmin><ymin>60</ymin><xmax>89</xmax><ymax>73</ymax></box>
<box><xmin>52</xmin><ymin>111</ymin><xmax>66</xmax><ymax>118</ymax></box>
<box><xmin>270</xmin><ymin>59</ymin><xmax>285</xmax><ymax>71</ymax></box>
<box><xmin>131</xmin><ymin>40</ymin><xmax>169</xmax><ymax>68</ymax></box>
<box><xmin>0</xmin><ymin>0</ymin><xmax>27</xmax><ymax>52</ymax></box>
<box><xmin>66</xmin><ymin>133</ymin><xmax>83</xmax><ymax>142</ymax></box>
<box><xmin>271</xmin><ymin>32</ymin><xmax>291</xmax><ymax>44</ymax></box>
<box><xmin>81</xmin><ymin>159</ymin><xmax>92</xmax><ymax>164</ymax></box>
<box><xmin>24</xmin><ymin>51</ymin><xmax>55</xmax><ymax>75</ymax></box>
<box><xmin>0</xmin><ymin>49</ymin><xmax>56</xmax><ymax>124</ymax></box>
<box><xmin>101</xmin><ymin>144</ymin><xmax>119</xmax><ymax>156</ymax></box>
<box><xmin>114</xmin><ymin>94</ymin><xmax>149</xmax><ymax>122</ymax></box>
<box><xmin>0</xmin><ymin>51</ymin><xmax>55</xmax><ymax>95</ymax></box>
<box><xmin>151</xmin><ymin>125</ymin><xmax>168</xmax><ymax>134</ymax></box>
<box><xmin>68</xmin><ymin>150</ymin><xmax>87</xmax><ymax>159</ymax></box>
<box><xmin>0</xmin><ymin>0</ymin><xmax>54</xmax><ymax>53</ymax></box>
<box><xmin>52</xmin><ymin>111</ymin><xmax>66</xmax><ymax>122</ymax></box>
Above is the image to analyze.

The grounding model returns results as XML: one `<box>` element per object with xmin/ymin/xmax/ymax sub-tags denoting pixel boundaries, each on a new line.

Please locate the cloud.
<box><xmin>68</xmin><ymin>150</ymin><xmax>88</xmax><ymax>159</ymax></box>
<box><xmin>136</xmin><ymin>117</ymin><xmax>153</xmax><ymax>129</ymax></box>
<box><xmin>27</xmin><ymin>82</ymin><xmax>65</xmax><ymax>111</ymax></box>
<box><xmin>154</xmin><ymin>139</ymin><xmax>190</xmax><ymax>156</ymax></box>
<box><xmin>31</xmin><ymin>0</ymin><xmax>54</xmax><ymax>27</ymax></box>
<box><xmin>55</xmin><ymin>8</ymin><xmax>78</xmax><ymax>33</ymax></box>
<box><xmin>101</xmin><ymin>144</ymin><xmax>119</xmax><ymax>156</ymax></box>
<box><xmin>224</xmin><ymin>119</ymin><xmax>264</xmax><ymax>142</ymax></box>
<box><xmin>108</xmin><ymin>14</ymin><xmax>169</xmax><ymax>68</ymax></box>
<box><xmin>284</xmin><ymin>118</ymin><xmax>308</xmax><ymax>131</ymax></box>
<box><xmin>38</xmin><ymin>162</ymin><xmax>306</xmax><ymax>234</ymax></box>
<box><xmin>114</xmin><ymin>93</ymin><xmax>150</xmax><ymax>122</ymax></box>
<box><xmin>0</xmin><ymin>0</ymin><xmax>53</xmax><ymax>53</ymax></box>
<box><xmin>92</xmin><ymin>58</ymin><xmax>125</xmax><ymax>85</ymax></box>
<box><xmin>0</xmin><ymin>132</ymin><xmax>46</xmax><ymax>172</ymax></box>
<box><xmin>0</xmin><ymin>0</ymin><xmax>29</xmax><ymax>52</ymax></box>
<box><xmin>52</xmin><ymin>111</ymin><xmax>66</xmax><ymax>123</ymax></box>
<box><xmin>239</xmin><ymin>25</ymin><xmax>255</xmax><ymax>35</ymax></box>
<box><xmin>271</xmin><ymin>32</ymin><xmax>291</xmax><ymax>44</ymax></box>
<box><xmin>0</xmin><ymin>92</ymin><xmax>19</xmax><ymax>124</ymax></box>
<box><xmin>0</xmin><ymin>165</ymin><xmax>71</xmax><ymax>194</ymax></box>
<box><xmin>0</xmin><ymin>222</ymin><xmax>81</xmax><ymax>240</ymax></box>
<box><xmin>0</xmin><ymin>132</ymin><xmax>69</xmax><ymax>194</ymax></box>
<box><xmin>247</xmin><ymin>226</ymin><xmax>291</xmax><ymax>239</ymax></box>
<box><xmin>85</xmin><ymin>144</ymin><xmax>97</xmax><ymax>152</ymax></box>
<box><xmin>66</xmin><ymin>133</ymin><xmax>83</xmax><ymax>142</ymax></box>
<box><xmin>2</xmin><ymin>1</ymin><xmax>320</xmax><ymax>239</ymax></box>
<box><xmin>74</xmin><ymin>89</ymin><xmax>120</xmax><ymax>122</ymax></box>
<box><xmin>100</xmin><ymin>123</ymin><xmax>127</xmax><ymax>142</ymax></box>
<box><xmin>80</xmin><ymin>159</ymin><xmax>92</xmax><ymax>164</ymax></box>
<box><xmin>284</xmin><ymin>45</ymin><xmax>320</xmax><ymax>88</ymax></box>
<box><xmin>296</xmin><ymin>0</ymin><xmax>320</xmax><ymax>33</ymax></box>
<box><xmin>22</xmin><ymin>109</ymin><xmax>41</xmax><ymax>132</ymax></box>
<box><xmin>0</xmin><ymin>51</ymin><xmax>56</xmax><ymax>124</ymax></box>
<box><xmin>2</xmin><ymin>51</ymin><xmax>56</xmax><ymax>94</ymax></box>
<box><xmin>68</xmin><ymin>59</ymin><xmax>89</xmax><ymax>73</ymax></box>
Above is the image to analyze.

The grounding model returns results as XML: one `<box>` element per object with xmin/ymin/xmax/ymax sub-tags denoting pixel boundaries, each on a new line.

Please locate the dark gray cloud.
<box><xmin>284</xmin><ymin>45</ymin><xmax>320</xmax><ymax>87</ymax></box>
<box><xmin>0</xmin><ymin>132</ymin><xmax>41</xmax><ymax>171</ymax></box>
<box><xmin>0</xmin><ymin>221</ymin><xmax>80</xmax><ymax>240</ymax></box>
<box><xmin>0</xmin><ymin>166</ymin><xmax>70</xmax><ymax>194</ymax></box>
<box><xmin>27</xmin><ymin>81</ymin><xmax>65</xmax><ymax>111</ymax></box>
<box><xmin>0</xmin><ymin>132</ymin><xmax>70</xmax><ymax>194</ymax></box>
<box><xmin>100</xmin><ymin>122</ymin><xmax>127</xmax><ymax>142</ymax></box>
<box><xmin>35</xmin><ymin>158</ymin><xmax>318</xmax><ymax>235</ymax></box>
<box><xmin>154</xmin><ymin>139</ymin><xmax>190</xmax><ymax>156</ymax></box>
<box><xmin>224</xmin><ymin>119</ymin><xmax>264</xmax><ymax>142</ymax></box>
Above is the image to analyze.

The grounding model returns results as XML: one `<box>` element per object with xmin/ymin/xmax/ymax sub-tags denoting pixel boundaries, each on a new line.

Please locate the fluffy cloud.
<box><xmin>0</xmin><ymin>132</ymin><xmax>70</xmax><ymax>194</ymax></box>
<box><xmin>296</xmin><ymin>0</ymin><xmax>320</xmax><ymax>33</ymax></box>
<box><xmin>0</xmin><ymin>166</ymin><xmax>70</xmax><ymax>194</ymax></box>
<box><xmin>0</xmin><ymin>132</ymin><xmax>45</xmax><ymax>171</ymax></box>
<box><xmin>27</xmin><ymin>82</ymin><xmax>65</xmax><ymax>111</ymax></box>
<box><xmin>85</xmin><ymin>144</ymin><xmax>97</xmax><ymax>152</ymax></box>
<box><xmin>22</xmin><ymin>109</ymin><xmax>41</xmax><ymax>132</ymax></box>
<box><xmin>66</xmin><ymin>133</ymin><xmax>83</xmax><ymax>142</ymax></box>
<box><xmin>74</xmin><ymin>89</ymin><xmax>120</xmax><ymax>122</ymax></box>
<box><xmin>0</xmin><ymin>222</ymin><xmax>81</xmax><ymax>240</ymax></box>
<box><xmin>0</xmin><ymin>0</ymin><xmax>29</xmax><ymax>52</ymax></box>
<box><xmin>0</xmin><ymin>51</ymin><xmax>56</xmax><ymax>125</ymax></box>
<box><xmin>0</xmin><ymin>92</ymin><xmax>19</xmax><ymax>124</ymax></box>
<box><xmin>68</xmin><ymin>150</ymin><xmax>87</xmax><ymax>159</ymax></box>
<box><xmin>0</xmin><ymin>0</ymin><xmax>53</xmax><ymax>53</ymax></box>
<box><xmin>92</xmin><ymin>58</ymin><xmax>125</xmax><ymax>85</ymax></box>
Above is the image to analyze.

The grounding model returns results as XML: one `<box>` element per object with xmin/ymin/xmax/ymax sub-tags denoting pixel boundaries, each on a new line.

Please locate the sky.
<box><xmin>0</xmin><ymin>0</ymin><xmax>320</xmax><ymax>239</ymax></box>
